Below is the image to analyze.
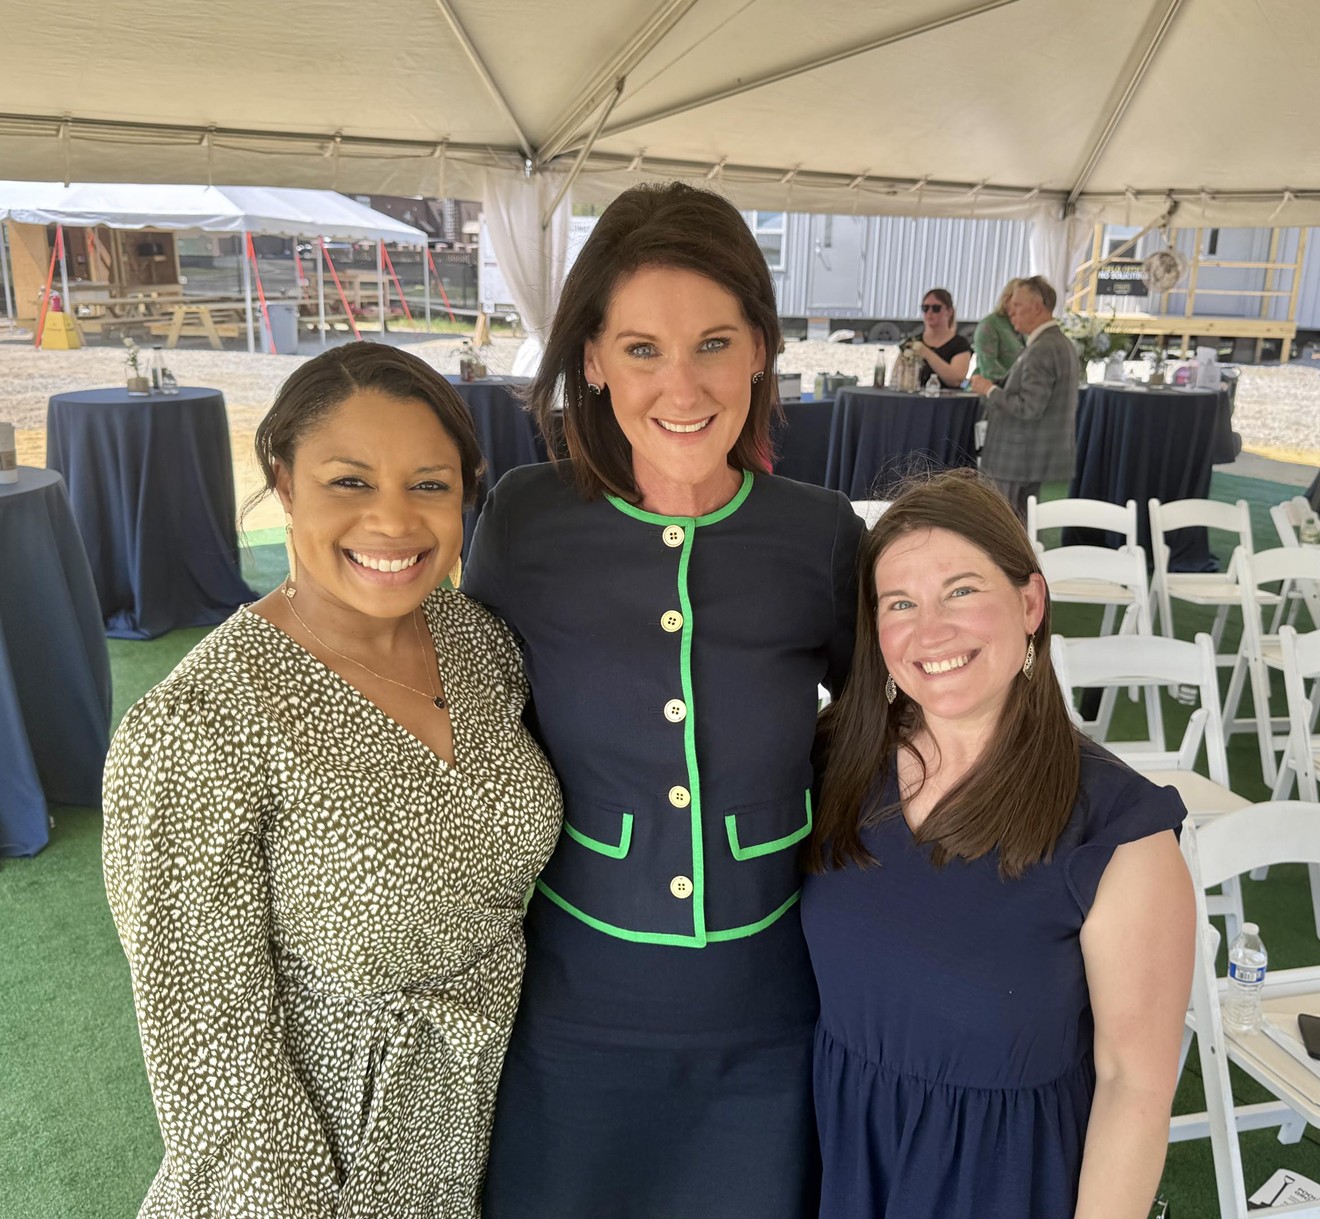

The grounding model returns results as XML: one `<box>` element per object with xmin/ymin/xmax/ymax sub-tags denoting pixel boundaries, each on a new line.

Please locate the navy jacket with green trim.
<box><xmin>465</xmin><ymin>464</ymin><xmax>863</xmax><ymax>947</ymax></box>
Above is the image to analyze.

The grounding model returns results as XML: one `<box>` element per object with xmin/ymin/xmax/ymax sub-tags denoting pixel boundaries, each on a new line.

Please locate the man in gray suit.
<box><xmin>969</xmin><ymin>275</ymin><xmax>1078</xmax><ymax>518</ymax></box>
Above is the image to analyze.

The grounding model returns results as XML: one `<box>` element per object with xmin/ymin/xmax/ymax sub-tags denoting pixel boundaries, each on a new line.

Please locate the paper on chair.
<box><xmin>1248</xmin><ymin>1167</ymin><xmax>1320</xmax><ymax>1207</ymax></box>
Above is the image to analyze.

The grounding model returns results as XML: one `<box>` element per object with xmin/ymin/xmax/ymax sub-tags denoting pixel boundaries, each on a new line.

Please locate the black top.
<box><xmin>919</xmin><ymin>332</ymin><xmax>973</xmax><ymax>387</ymax></box>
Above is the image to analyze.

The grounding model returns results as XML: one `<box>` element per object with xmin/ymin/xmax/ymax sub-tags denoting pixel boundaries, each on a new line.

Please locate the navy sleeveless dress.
<box><xmin>800</xmin><ymin>741</ymin><xmax>1186</xmax><ymax>1218</ymax></box>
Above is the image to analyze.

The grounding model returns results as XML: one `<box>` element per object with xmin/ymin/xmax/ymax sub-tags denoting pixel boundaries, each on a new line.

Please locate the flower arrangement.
<box><xmin>123</xmin><ymin>336</ymin><xmax>142</xmax><ymax>375</ymax></box>
<box><xmin>1059</xmin><ymin>311</ymin><xmax>1116</xmax><ymax>366</ymax></box>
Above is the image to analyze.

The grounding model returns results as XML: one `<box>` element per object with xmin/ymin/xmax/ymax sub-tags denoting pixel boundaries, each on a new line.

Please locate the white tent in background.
<box><xmin>0</xmin><ymin>182</ymin><xmax>427</xmax><ymax>351</ymax></box>
<box><xmin>1</xmin><ymin>0</ymin><xmax>1319</xmax><ymax>326</ymax></box>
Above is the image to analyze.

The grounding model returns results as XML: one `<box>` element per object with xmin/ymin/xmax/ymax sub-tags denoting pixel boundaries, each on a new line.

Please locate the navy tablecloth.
<box><xmin>0</xmin><ymin>468</ymin><xmax>111</xmax><ymax>856</ymax></box>
<box><xmin>448</xmin><ymin>377</ymin><xmax>547</xmax><ymax>550</ymax></box>
<box><xmin>1065</xmin><ymin>384</ymin><xmax>1235</xmax><ymax>572</ymax></box>
<box><xmin>824</xmin><ymin>387</ymin><xmax>980</xmax><ymax>499</ymax></box>
<box><xmin>46</xmin><ymin>386</ymin><xmax>256</xmax><ymax>639</ymax></box>
<box><xmin>772</xmin><ymin>399</ymin><xmax>835</xmax><ymax>486</ymax></box>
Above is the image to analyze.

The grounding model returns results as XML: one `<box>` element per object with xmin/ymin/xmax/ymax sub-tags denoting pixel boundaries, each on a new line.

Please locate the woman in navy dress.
<box><xmin>465</xmin><ymin>183</ymin><xmax>863</xmax><ymax>1217</ymax></box>
<box><xmin>802</xmin><ymin>469</ymin><xmax>1195</xmax><ymax>1218</ymax></box>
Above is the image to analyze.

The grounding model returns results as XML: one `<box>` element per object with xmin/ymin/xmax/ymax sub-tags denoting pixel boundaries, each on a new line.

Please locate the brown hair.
<box><xmin>1017</xmin><ymin>275</ymin><xmax>1058</xmax><ymax>313</ymax></box>
<box><xmin>527</xmin><ymin>181</ymin><xmax>782</xmax><ymax>502</ymax></box>
<box><xmin>246</xmin><ymin>341</ymin><xmax>485</xmax><ymax>517</ymax></box>
<box><xmin>922</xmin><ymin>287</ymin><xmax>956</xmax><ymax>326</ymax></box>
<box><xmin>806</xmin><ymin>468</ymin><xmax>1080</xmax><ymax>879</ymax></box>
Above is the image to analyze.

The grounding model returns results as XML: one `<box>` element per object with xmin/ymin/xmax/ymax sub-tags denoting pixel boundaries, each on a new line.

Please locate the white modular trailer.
<box><xmin>748</xmin><ymin>210</ymin><xmax>1031</xmax><ymax>331</ymax></box>
<box><xmin>475</xmin><ymin>209</ymin><xmax>1320</xmax><ymax>347</ymax></box>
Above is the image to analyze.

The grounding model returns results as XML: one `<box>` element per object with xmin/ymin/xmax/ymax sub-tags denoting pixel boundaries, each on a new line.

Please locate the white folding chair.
<box><xmin>1224</xmin><ymin>547</ymin><xmax>1320</xmax><ymax>786</ymax></box>
<box><xmin>1028</xmin><ymin>497</ymin><xmax>1141</xmax><ymax>639</ymax></box>
<box><xmin>1172</xmin><ymin>804</ymin><xmax>1320</xmax><ymax>1218</ymax></box>
<box><xmin>1026</xmin><ymin>495</ymin><xmax>1138</xmax><ymax>551</ymax></box>
<box><xmin>1037</xmin><ymin>543</ymin><xmax>1152</xmax><ymax>636</ymax></box>
<box><xmin>1271</xmin><ymin>496</ymin><xmax>1320</xmax><ymax>632</ymax></box>
<box><xmin>850</xmin><ymin>500</ymin><xmax>890</xmax><ymax>529</ymax></box>
<box><xmin>1148</xmin><ymin>498</ymin><xmax>1272</xmax><ymax>665</ymax></box>
<box><xmin>1274</xmin><ymin>626</ymin><xmax>1320</xmax><ymax>806</ymax></box>
<box><xmin>1052</xmin><ymin>631</ymin><xmax>1246</xmax><ymax>939</ymax></box>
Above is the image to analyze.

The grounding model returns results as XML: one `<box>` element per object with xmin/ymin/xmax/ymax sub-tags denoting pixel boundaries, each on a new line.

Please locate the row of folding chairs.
<box><xmin>1031</xmin><ymin>494</ymin><xmax>1320</xmax><ymax>791</ymax></box>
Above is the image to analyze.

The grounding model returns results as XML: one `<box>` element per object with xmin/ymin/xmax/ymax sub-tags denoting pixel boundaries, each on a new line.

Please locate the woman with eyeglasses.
<box><xmin>909</xmin><ymin>288</ymin><xmax>972</xmax><ymax>388</ymax></box>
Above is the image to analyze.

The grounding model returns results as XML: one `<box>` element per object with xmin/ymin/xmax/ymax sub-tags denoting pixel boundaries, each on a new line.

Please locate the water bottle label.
<box><xmin>1229</xmin><ymin>962</ymin><xmax>1264</xmax><ymax>984</ymax></box>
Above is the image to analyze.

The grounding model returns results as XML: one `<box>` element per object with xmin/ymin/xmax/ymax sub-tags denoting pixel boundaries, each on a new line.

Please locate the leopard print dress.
<box><xmin>103</xmin><ymin>590</ymin><xmax>562</xmax><ymax>1218</ymax></box>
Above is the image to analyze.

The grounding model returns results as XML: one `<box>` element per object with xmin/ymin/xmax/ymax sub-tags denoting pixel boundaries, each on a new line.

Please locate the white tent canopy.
<box><xmin>2</xmin><ymin>0</ymin><xmax>1317</xmax><ymax>335</ymax></box>
<box><xmin>0</xmin><ymin>0</ymin><xmax>1315</xmax><ymax>225</ymax></box>
<box><xmin>0</xmin><ymin>183</ymin><xmax>426</xmax><ymax>244</ymax></box>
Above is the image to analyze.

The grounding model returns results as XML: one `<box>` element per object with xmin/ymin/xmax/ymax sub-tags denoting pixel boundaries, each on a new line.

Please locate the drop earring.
<box><xmin>885</xmin><ymin>673</ymin><xmax>897</xmax><ymax>704</ymax></box>
<box><xmin>448</xmin><ymin>556</ymin><xmax>463</xmax><ymax>590</ymax></box>
<box><xmin>586</xmin><ymin>382</ymin><xmax>602</xmax><ymax>395</ymax></box>
<box><xmin>283</xmin><ymin>513</ymin><xmax>297</xmax><ymax>598</ymax></box>
<box><xmin>1022</xmin><ymin>635</ymin><xmax>1036</xmax><ymax>680</ymax></box>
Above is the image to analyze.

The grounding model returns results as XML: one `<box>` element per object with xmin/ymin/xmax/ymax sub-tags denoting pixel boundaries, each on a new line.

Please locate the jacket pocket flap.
<box><xmin>562</xmin><ymin>803</ymin><xmax>634</xmax><ymax>860</ymax></box>
<box><xmin>724</xmin><ymin>791</ymin><xmax>813</xmax><ymax>861</ymax></box>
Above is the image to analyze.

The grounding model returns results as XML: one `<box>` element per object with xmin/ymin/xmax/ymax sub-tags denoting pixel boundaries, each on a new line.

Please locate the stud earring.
<box><xmin>752</xmin><ymin>370</ymin><xmax>765</xmax><ymax>384</ymax></box>
<box><xmin>1022</xmin><ymin>635</ymin><xmax>1036</xmax><ymax>680</ymax></box>
<box><xmin>586</xmin><ymin>382</ymin><xmax>602</xmax><ymax>396</ymax></box>
<box><xmin>283</xmin><ymin>513</ymin><xmax>297</xmax><ymax>598</ymax></box>
<box><xmin>885</xmin><ymin>673</ymin><xmax>897</xmax><ymax>704</ymax></box>
<box><xmin>448</xmin><ymin>556</ymin><xmax>463</xmax><ymax>590</ymax></box>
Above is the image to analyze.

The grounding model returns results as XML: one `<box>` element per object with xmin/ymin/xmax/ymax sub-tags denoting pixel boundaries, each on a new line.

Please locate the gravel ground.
<box><xmin>3</xmin><ymin>332</ymin><xmax>1316</xmax><ymax>498</ymax></box>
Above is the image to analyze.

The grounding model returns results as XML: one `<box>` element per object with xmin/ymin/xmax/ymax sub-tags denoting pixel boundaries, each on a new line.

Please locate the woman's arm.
<box><xmin>104</xmin><ymin>686</ymin><xmax>338</xmax><ymax>1216</ymax></box>
<box><xmin>1074</xmin><ymin>829</ymin><xmax>1194</xmax><ymax>1219</ymax></box>
<box><xmin>914</xmin><ymin>341</ymin><xmax>971</xmax><ymax>387</ymax></box>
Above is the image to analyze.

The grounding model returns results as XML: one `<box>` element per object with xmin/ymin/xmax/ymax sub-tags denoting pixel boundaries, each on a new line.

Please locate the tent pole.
<box><xmin>0</xmin><ymin>221</ymin><xmax>13</xmax><ymax>324</ymax></box>
<box><xmin>242</xmin><ymin>230</ymin><xmax>255</xmax><ymax>354</ymax></box>
<box><xmin>317</xmin><ymin>241</ymin><xmax>327</xmax><ymax>347</ymax></box>
<box><xmin>423</xmin><ymin>242</ymin><xmax>431</xmax><ymax>334</ymax></box>
<box><xmin>377</xmin><ymin>240</ymin><xmax>386</xmax><ymax>336</ymax></box>
<box><xmin>57</xmin><ymin>223</ymin><xmax>71</xmax><ymax>310</ymax></box>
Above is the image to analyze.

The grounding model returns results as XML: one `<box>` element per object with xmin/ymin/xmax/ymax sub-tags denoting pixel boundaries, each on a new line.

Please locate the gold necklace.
<box><xmin>284</xmin><ymin>593</ymin><xmax>449</xmax><ymax>710</ymax></box>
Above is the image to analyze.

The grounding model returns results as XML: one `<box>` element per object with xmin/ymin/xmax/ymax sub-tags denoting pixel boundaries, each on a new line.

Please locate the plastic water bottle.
<box><xmin>1224</xmin><ymin>922</ymin><xmax>1268</xmax><ymax>1033</ymax></box>
<box><xmin>924</xmin><ymin>374</ymin><xmax>940</xmax><ymax>397</ymax></box>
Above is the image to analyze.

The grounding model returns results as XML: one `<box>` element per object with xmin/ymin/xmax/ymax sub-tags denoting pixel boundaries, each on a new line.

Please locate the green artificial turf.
<box><xmin>0</xmin><ymin>478</ymin><xmax>1316</xmax><ymax>1218</ymax></box>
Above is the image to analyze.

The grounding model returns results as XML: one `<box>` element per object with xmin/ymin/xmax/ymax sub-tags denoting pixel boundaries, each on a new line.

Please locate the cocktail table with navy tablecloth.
<box><xmin>823</xmin><ymin>387</ymin><xmax>981</xmax><ymax>499</ymax></box>
<box><xmin>1065</xmin><ymin>384</ymin><xmax>1235</xmax><ymax>572</ymax></box>
<box><xmin>0</xmin><ymin>468</ymin><xmax>111</xmax><ymax>856</ymax></box>
<box><xmin>46</xmin><ymin>386</ymin><xmax>256</xmax><ymax>640</ymax></box>
<box><xmin>447</xmin><ymin>377</ymin><xmax>547</xmax><ymax>550</ymax></box>
<box><xmin>773</xmin><ymin>399</ymin><xmax>835</xmax><ymax>486</ymax></box>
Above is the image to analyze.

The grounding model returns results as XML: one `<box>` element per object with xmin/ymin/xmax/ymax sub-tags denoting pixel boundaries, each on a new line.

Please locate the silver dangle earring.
<box><xmin>885</xmin><ymin>673</ymin><xmax>897</xmax><ymax>704</ymax></box>
<box><xmin>1022</xmin><ymin>635</ymin><xmax>1036</xmax><ymax>680</ymax></box>
<box><xmin>752</xmin><ymin>370</ymin><xmax>765</xmax><ymax>384</ymax></box>
<box><xmin>283</xmin><ymin>513</ymin><xmax>297</xmax><ymax>598</ymax></box>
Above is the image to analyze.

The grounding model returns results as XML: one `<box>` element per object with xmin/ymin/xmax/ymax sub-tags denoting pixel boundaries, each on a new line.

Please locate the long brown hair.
<box><xmin>806</xmin><ymin>468</ymin><xmax>1080</xmax><ymax>879</ymax></box>
<box><xmin>527</xmin><ymin>181</ymin><xmax>782</xmax><ymax>502</ymax></box>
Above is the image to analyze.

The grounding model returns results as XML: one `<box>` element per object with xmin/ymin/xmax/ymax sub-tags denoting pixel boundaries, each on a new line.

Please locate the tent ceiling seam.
<box><xmin>430</xmin><ymin>0</ymin><xmax>533</xmax><ymax>161</ymax></box>
<box><xmin>536</xmin><ymin>0</ymin><xmax>701</xmax><ymax>165</ymax></box>
<box><xmin>559</xmin><ymin>0</ymin><xmax>1021</xmax><ymax>154</ymax></box>
<box><xmin>1065</xmin><ymin>0</ymin><xmax>1186</xmax><ymax>210</ymax></box>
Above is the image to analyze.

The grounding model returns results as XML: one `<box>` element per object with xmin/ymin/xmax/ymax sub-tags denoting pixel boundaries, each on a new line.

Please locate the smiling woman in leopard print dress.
<box><xmin>102</xmin><ymin>343</ymin><xmax>562</xmax><ymax>1218</ymax></box>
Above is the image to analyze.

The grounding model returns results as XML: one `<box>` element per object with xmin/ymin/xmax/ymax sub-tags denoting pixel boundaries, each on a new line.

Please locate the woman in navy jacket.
<box><xmin>465</xmin><ymin>182</ymin><xmax>863</xmax><ymax>1218</ymax></box>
